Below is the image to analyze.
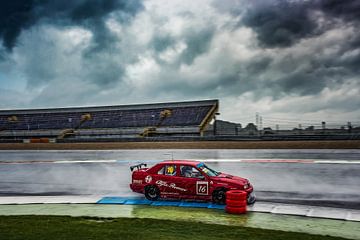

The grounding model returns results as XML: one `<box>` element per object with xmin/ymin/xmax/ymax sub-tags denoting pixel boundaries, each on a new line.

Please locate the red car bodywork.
<box><xmin>130</xmin><ymin>160</ymin><xmax>256</xmax><ymax>204</ymax></box>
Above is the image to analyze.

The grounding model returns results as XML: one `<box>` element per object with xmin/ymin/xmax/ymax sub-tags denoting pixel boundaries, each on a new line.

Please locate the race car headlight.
<box><xmin>243</xmin><ymin>184</ymin><xmax>249</xmax><ymax>189</ymax></box>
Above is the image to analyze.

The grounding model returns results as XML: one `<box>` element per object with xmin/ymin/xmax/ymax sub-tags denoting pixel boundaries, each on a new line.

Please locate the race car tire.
<box><xmin>144</xmin><ymin>185</ymin><xmax>160</xmax><ymax>201</ymax></box>
<box><xmin>226</xmin><ymin>190</ymin><xmax>247</xmax><ymax>201</ymax></box>
<box><xmin>247</xmin><ymin>192</ymin><xmax>256</xmax><ymax>205</ymax></box>
<box><xmin>212</xmin><ymin>188</ymin><xmax>227</xmax><ymax>205</ymax></box>
<box><xmin>225</xmin><ymin>206</ymin><xmax>247</xmax><ymax>214</ymax></box>
<box><xmin>226</xmin><ymin>199</ymin><xmax>247</xmax><ymax>207</ymax></box>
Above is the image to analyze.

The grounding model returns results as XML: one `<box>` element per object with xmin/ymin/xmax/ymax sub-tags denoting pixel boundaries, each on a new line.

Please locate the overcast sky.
<box><xmin>0</xmin><ymin>0</ymin><xmax>359</xmax><ymax>128</ymax></box>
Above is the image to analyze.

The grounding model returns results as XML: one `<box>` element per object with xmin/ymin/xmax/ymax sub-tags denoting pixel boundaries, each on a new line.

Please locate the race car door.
<box><xmin>178</xmin><ymin>165</ymin><xmax>209</xmax><ymax>197</ymax></box>
<box><xmin>155</xmin><ymin>164</ymin><xmax>187</xmax><ymax>197</ymax></box>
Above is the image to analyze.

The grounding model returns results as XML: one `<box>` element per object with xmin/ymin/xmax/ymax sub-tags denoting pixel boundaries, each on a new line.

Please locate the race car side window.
<box><xmin>157</xmin><ymin>166</ymin><xmax>165</xmax><ymax>175</ymax></box>
<box><xmin>197</xmin><ymin>163</ymin><xmax>220</xmax><ymax>177</ymax></box>
<box><xmin>180</xmin><ymin>165</ymin><xmax>202</xmax><ymax>178</ymax></box>
<box><xmin>158</xmin><ymin>165</ymin><xmax>177</xmax><ymax>176</ymax></box>
<box><xmin>165</xmin><ymin>165</ymin><xmax>176</xmax><ymax>176</ymax></box>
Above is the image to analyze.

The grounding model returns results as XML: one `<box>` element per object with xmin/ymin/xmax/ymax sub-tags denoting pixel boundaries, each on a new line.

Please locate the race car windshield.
<box><xmin>197</xmin><ymin>163</ymin><xmax>220</xmax><ymax>177</ymax></box>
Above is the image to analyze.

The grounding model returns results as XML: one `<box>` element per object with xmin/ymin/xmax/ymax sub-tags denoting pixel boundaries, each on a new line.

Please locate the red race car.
<box><xmin>130</xmin><ymin>160</ymin><xmax>256</xmax><ymax>205</ymax></box>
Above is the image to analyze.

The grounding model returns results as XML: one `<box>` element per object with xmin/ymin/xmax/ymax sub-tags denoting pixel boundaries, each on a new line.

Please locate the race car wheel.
<box><xmin>144</xmin><ymin>185</ymin><xmax>160</xmax><ymax>201</ymax></box>
<box><xmin>212</xmin><ymin>188</ymin><xmax>227</xmax><ymax>205</ymax></box>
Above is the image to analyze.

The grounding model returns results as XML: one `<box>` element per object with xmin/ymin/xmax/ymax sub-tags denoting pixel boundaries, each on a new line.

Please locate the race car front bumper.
<box><xmin>247</xmin><ymin>191</ymin><xmax>256</xmax><ymax>205</ymax></box>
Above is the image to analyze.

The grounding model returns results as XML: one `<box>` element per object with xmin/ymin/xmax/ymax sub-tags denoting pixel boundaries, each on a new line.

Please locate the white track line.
<box><xmin>0</xmin><ymin>159</ymin><xmax>119</xmax><ymax>165</ymax></box>
<box><xmin>199</xmin><ymin>159</ymin><xmax>360</xmax><ymax>164</ymax></box>
<box><xmin>1</xmin><ymin>159</ymin><xmax>360</xmax><ymax>165</ymax></box>
<box><xmin>314</xmin><ymin>160</ymin><xmax>360</xmax><ymax>164</ymax></box>
<box><xmin>55</xmin><ymin>160</ymin><xmax>118</xmax><ymax>164</ymax></box>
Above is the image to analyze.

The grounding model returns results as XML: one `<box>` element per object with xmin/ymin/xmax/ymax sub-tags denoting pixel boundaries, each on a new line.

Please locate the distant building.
<box><xmin>214</xmin><ymin>120</ymin><xmax>242</xmax><ymax>135</ymax></box>
<box><xmin>305</xmin><ymin>126</ymin><xmax>314</xmax><ymax>131</ymax></box>
<box><xmin>240</xmin><ymin>123</ymin><xmax>258</xmax><ymax>135</ymax></box>
<box><xmin>263</xmin><ymin>127</ymin><xmax>274</xmax><ymax>134</ymax></box>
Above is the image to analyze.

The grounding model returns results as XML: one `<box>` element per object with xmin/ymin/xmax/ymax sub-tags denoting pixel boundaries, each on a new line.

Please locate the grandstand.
<box><xmin>0</xmin><ymin>100</ymin><xmax>219</xmax><ymax>142</ymax></box>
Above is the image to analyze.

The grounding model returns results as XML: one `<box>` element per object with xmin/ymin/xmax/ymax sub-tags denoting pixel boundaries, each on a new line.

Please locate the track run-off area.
<box><xmin>0</xmin><ymin>149</ymin><xmax>359</xmax><ymax>210</ymax></box>
<box><xmin>1</xmin><ymin>148</ymin><xmax>360</xmax><ymax>239</ymax></box>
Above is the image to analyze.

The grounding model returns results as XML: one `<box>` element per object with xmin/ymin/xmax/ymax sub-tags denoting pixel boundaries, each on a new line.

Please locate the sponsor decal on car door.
<box><xmin>196</xmin><ymin>181</ymin><xmax>209</xmax><ymax>195</ymax></box>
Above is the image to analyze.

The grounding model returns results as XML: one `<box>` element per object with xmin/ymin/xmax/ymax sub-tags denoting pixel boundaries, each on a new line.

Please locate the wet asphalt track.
<box><xmin>0</xmin><ymin>149</ymin><xmax>359</xmax><ymax>210</ymax></box>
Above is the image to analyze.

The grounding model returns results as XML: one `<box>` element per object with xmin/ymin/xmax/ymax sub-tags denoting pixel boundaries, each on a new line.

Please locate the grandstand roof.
<box><xmin>0</xmin><ymin>99</ymin><xmax>218</xmax><ymax>114</ymax></box>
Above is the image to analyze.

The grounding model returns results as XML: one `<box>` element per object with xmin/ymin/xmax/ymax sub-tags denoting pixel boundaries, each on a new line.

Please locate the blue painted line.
<box><xmin>97</xmin><ymin>197</ymin><xmax>225</xmax><ymax>210</ymax></box>
<box><xmin>178</xmin><ymin>202</ymin><xmax>212</xmax><ymax>208</ymax></box>
<box><xmin>208</xmin><ymin>204</ymin><xmax>226</xmax><ymax>210</ymax></box>
<box><xmin>151</xmin><ymin>201</ymin><xmax>181</xmax><ymax>207</ymax></box>
<box><xmin>123</xmin><ymin>199</ymin><xmax>154</xmax><ymax>205</ymax></box>
<box><xmin>96</xmin><ymin>197</ymin><xmax>127</xmax><ymax>204</ymax></box>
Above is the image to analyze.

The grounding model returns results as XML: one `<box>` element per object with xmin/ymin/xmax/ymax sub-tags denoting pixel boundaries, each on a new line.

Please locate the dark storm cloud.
<box><xmin>180</xmin><ymin>26</ymin><xmax>215</xmax><ymax>65</ymax></box>
<box><xmin>152</xmin><ymin>34</ymin><xmax>176</xmax><ymax>53</ymax></box>
<box><xmin>82</xmin><ymin>52</ymin><xmax>126</xmax><ymax>86</ymax></box>
<box><xmin>0</xmin><ymin>0</ymin><xmax>143</xmax><ymax>51</ymax></box>
<box><xmin>205</xmin><ymin>0</ymin><xmax>359</xmax><ymax>99</ymax></box>
<box><xmin>246</xmin><ymin>57</ymin><xmax>272</xmax><ymax>75</ymax></box>
<box><xmin>0</xmin><ymin>0</ymin><xmax>143</xmax><ymax>90</ymax></box>
<box><xmin>151</xmin><ymin>22</ymin><xmax>216</xmax><ymax>67</ymax></box>
<box><xmin>0</xmin><ymin>1</ymin><xmax>35</xmax><ymax>50</ymax></box>
<box><xmin>275</xmin><ymin>72</ymin><xmax>326</xmax><ymax>96</ymax></box>
<box><xmin>318</xmin><ymin>0</ymin><xmax>360</xmax><ymax>54</ymax></box>
<box><xmin>1</xmin><ymin>0</ymin><xmax>359</xmax><ymax>121</ymax></box>
<box><xmin>241</xmin><ymin>0</ymin><xmax>319</xmax><ymax>48</ymax></box>
<box><xmin>240</xmin><ymin>0</ymin><xmax>360</xmax><ymax>48</ymax></box>
<box><xmin>319</xmin><ymin>0</ymin><xmax>360</xmax><ymax>21</ymax></box>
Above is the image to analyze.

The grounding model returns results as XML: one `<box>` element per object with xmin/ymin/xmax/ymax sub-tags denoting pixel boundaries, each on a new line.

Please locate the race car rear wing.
<box><xmin>130</xmin><ymin>163</ymin><xmax>147</xmax><ymax>172</ymax></box>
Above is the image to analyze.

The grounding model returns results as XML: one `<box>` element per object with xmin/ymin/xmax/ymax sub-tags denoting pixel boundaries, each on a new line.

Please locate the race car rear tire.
<box><xmin>225</xmin><ymin>206</ymin><xmax>247</xmax><ymax>214</ymax></box>
<box><xmin>144</xmin><ymin>185</ymin><xmax>160</xmax><ymax>201</ymax></box>
<box><xmin>226</xmin><ymin>199</ymin><xmax>247</xmax><ymax>207</ymax></box>
<box><xmin>212</xmin><ymin>188</ymin><xmax>227</xmax><ymax>205</ymax></box>
<box><xmin>226</xmin><ymin>190</ymin><xmax>247</xmax><ymax>201</ymax></box>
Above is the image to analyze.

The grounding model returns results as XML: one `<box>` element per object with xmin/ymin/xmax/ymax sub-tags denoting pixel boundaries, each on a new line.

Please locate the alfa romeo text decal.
<box><xmin>156</xmin><ymin>180</ymin><xmax>187</xmax><ymax>192</ymax></box>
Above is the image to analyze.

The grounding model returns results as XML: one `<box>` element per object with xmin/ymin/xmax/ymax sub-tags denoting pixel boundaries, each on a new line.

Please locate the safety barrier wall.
<box><xmin>0</xmin><ymin>134</ymin><xmax>359</xmax><ymax>143</ymax></box>
<box><xmin>0</xmin><ymin>126</ymin><xmax>200</xmax><ymax>137</ymax></box>
<box><xmin>52</xmin><ymin>134</ymin><xmax>360</xmax><ymax>143</ymax></box>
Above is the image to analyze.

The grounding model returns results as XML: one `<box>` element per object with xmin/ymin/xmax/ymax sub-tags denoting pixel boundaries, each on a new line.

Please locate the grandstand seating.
<box><xmin>0</xmin><ymin>100</ymin><xmax>219</xmax><ymax>139</ymax></box>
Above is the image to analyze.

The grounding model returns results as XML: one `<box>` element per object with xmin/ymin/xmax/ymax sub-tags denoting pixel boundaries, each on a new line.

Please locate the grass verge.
<box><xmin>0</xmin><ymin>215</ymin><xmax>349</xmax><ymax>240</ymax></box>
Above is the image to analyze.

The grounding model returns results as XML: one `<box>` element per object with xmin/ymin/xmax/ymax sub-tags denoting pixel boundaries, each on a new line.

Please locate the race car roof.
<box><xmin>161</xmin><ymin>160</ymin><xmax>201</xmax><ymax>166</ymax></box>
